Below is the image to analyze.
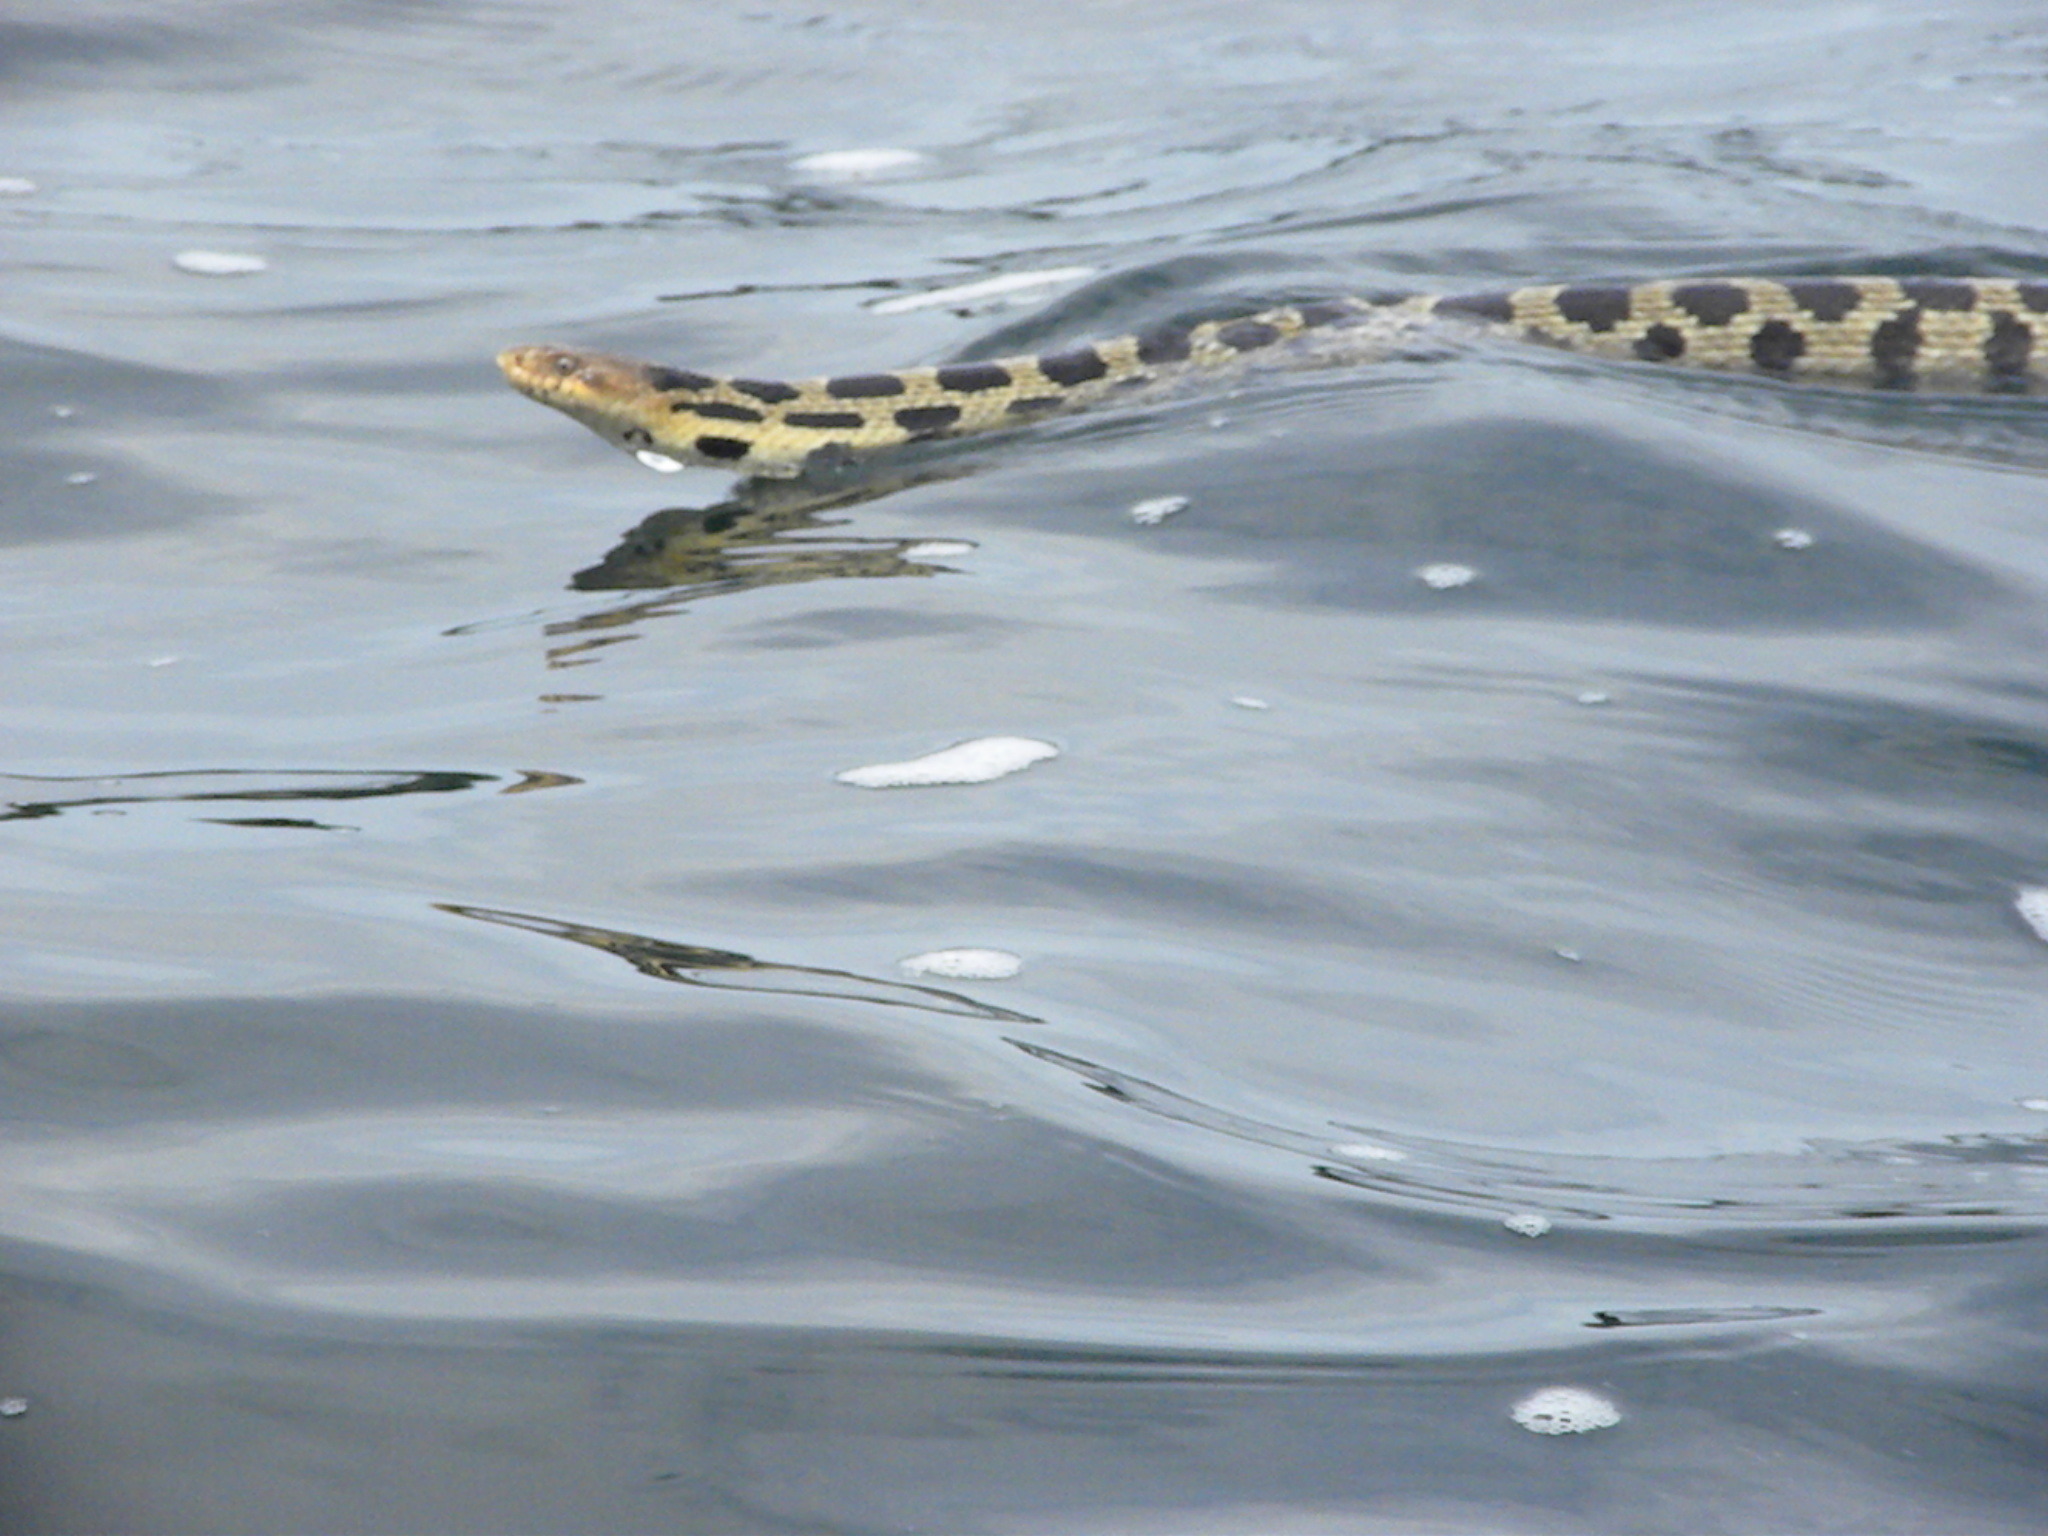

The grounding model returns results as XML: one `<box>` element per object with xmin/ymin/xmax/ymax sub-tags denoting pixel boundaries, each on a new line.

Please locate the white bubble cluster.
<box><xmin>1128</xmin><ymin>495</ymin><xmax>1190</xmax><ymax>526</ymax></box>
<box><xmin>2014</xmin><ymin>887</ymin><xmax>2048</xmax><ymax>944</ymax></box>
<box><xmin>900</xmin><ymin>948</ymin><xmax>1023</xmax><ymax>979</ymax></box>
<box><xmin>791</xmin><ymin>147</ymin><xmax>928</xmax><ymax>180</ymax></box>
<box><xmin>1416</xmin><ymin>562</ymin><xmax>1477</xmax><ymax>589</ymax></box>
<box><xmin>1512</xmin><ymin>1386</ymin><xmax>1620</xmax><ymax>1435</ymax></box>
<box><xmin>1502</xmin><ymin>1212</ymin><xmax>1552</xmax><ymax>1237</ymax></box>
<box><xmin>1773</xmin><ymin>527</ymin><xmax>1815</xmax><ymax>550</ymax></box>
<box><xmin>172</xmin><ymin>250</ymin><xmax>267</xmax><ymax>276</ymax></box>
<box><xmin>836</xmin><ymin>736</ymin><xmax>1058</xmax><ymax>789</ymax></box>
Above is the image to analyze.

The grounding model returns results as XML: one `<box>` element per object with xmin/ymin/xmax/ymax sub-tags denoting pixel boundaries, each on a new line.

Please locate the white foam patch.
<box><xmin>634</xmin><ymin>450</ymin><xmax>685</xmax><ymax>473</ymax></box>
<box><xmin>172</xmin><ymin>250</ymin><xmax>267</xmax><ymax>276</ymax></box>
<box><xmin>1502</xmin><ymin>1212</ymin><xmax>1552</xmax><ymax>1237</ymax></box>
<box><xmin>1416</xmin><ymin>562</ymin><xmax>1476</xmax><ymax>589</ymax></box>
<box><xmin>2015</xmin><ymin>886</ymin><xmax>2048</xmax><ymax>943</ymax></box>
<box><xmin>1330</xmin><ymin>1141</ymin><xmax>1408</xmax><ymax>1163</ymax></box>
<box><xmin>1512</xmin><ymin>1387</ymin><xmax>1620</xmax><ymax>1435</ymax></box>
<box><xmin>903</xmin><ymin>540</ymin><xmax>976</xmax><ymax>559</ymax></box>
<box><xmin>63</xmin><ymin>471</ymin><xmax>96</xmax><ymax>486</ymax></box>
<box><xmin>791</xmin><ymin>148</ymin><xmax>927</xmax><ymax>180</ymax></box>
<box><xmin>1229</xmin><ymin>696</ymin><xmax>1271</xmax><ymax>710</ymax></box>
<box><xmin>836</xmin><ymin>736</ymin><xmax>1058</xmax><ymax>789</ymax></box>
<box><xmin>871</xmin><ymin>266</ymin><xmax>1096</xmax><ymax>315</ymax></box>
<box><xmin>0</xmin><ymin>177</ymin><xmax>37</xmax><ymax>196</ymax></box>
<box><xmin>900</xmin><ymin>948</ymin><xmax>1022</xmax><ymax>979</ymax></box>
<box><xmin>1129</xmin><ymin>495</ymin><xmax>1189</xmax><ymax>525</ymax></box>
<box><xmin>1773</xmin><ymin>527</ymin><xmax>1816</xmax><ymax>550</ymax></box>
<box><xmin>2019</xmin><ymin>1097</ymin><xmax>2048</xmax><ymax>1112</ymax></box>
<box><xmin>1575</xmin><ymin>690</ymin><xmax>1611</xmax><ymax>706</ymax></box>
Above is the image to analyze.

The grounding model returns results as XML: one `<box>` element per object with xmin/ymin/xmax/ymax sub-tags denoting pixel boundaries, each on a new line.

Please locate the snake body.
<box><xmin>500</xmin><ymin>277</ymin><xmax>2048</xmax><ymax>476</ymax></box>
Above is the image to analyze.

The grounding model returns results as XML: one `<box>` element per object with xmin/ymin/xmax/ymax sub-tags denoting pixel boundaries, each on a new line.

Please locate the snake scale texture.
<box><xmin>501</xmin><ymin>277</ymin><xmax>2048</xmax><ymax>476</ymax></box>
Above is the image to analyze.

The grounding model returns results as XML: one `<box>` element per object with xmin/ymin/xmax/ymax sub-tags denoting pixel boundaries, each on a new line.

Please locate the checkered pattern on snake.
<box><xmin>500</xmin><ymin>277</ymin><xmax>2048</xmax><ymax>476</ymax></box>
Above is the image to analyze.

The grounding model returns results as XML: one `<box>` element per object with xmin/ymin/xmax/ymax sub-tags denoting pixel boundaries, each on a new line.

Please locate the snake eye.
<box><xmin>553</xmin><ymin>354</ymin><xmax>577</xmax><ymax>375</ymax></box>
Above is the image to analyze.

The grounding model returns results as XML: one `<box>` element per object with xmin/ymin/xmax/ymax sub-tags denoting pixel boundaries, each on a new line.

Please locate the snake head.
<box><xmin>496</xmin><ymin>345</ymin><xmax>679</xmax><ymax>452</ymax></box>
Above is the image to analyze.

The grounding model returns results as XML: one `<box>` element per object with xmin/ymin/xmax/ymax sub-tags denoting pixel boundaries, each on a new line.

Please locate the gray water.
<box><xmin>6</xmin><ymin>2</ymin><xmax>2048</xmax><ymax>1531</ymax></box>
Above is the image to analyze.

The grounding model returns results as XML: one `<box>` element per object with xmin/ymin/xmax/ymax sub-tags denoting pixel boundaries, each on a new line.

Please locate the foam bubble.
<box><xmin>836</xmin><ymin>736</ymin><xmax>1058</xmax><ymax>788</ymax></box>
<box><xmin>1512</xmin><ymin>1386</ymin><xmax>1619</xmax><ymax>1435</ymax></box>
<box><xmin>64</xmin><ymin>471</ymin><xmax>97</xmax><ymax>486</ymax></box>
<box><xmin>0</xmin><ymin>1397</ymin><xmax>24</xmax><ymax>1418</ymax></box>
<box><xmin>900</xmin><ymin>948</ymin><xmax>1022</xmax><ymax>979</ymax></box>
<box><xmin>791</xmin><ymin>148</ymin><xmax>928</xmax><ymax>180</ymax></box>
<box><xmin>634</xmin><ymin>450</ymin><xmax>685</xmax><ymax>473</ymax></box>
<box><xmin>1773</xmin><ymin>528</ymin><xmax>1815</xmax><ymax>550</ymax></box>
<box><xmin>1502</xmin><ymin>1212</ymin><xmax>1552</xmax><ymax>1237</ymax></box>
<box><xmin>1330</xmin><ymin>1141</ymin><xmax>1408</xmax><ymax>1163</ymax></box>
<box><xmin>1575</xmin><ymin>690</ymin><xmax>1611</xmax><ymax>706</ymax></box>
<box><xmin>0</xmin><ymin>178</ymin><xmax>37</xmax><ymax>196</ymax></box>
<box><xmin>2014</xmin><ymin>886</ymin><xmax>2048</xmax><ymax>943</ymax></box>
<box><xmin>1129</xmin><ymin>495</ymin><xmax>1189</xmax><ymax>525</ymax></box>
<box><xmin>903</xmin><ymin>540</ymin><xmax>975</xmax><ymax>559</ymax></box>
<box><xmin>1229</xmin><ymin>696</ymin><xmax>1271</xmax><ymax>710</ymax></box>
<box><xmin>1416</xmin><ymin>562</ymin><xmax>1476</xmax><ymax>589</ymax></box>
<box><xmin>172</xmin><ymin>250</ymin><xmax>267</xmax><ymax>276</ymax></box>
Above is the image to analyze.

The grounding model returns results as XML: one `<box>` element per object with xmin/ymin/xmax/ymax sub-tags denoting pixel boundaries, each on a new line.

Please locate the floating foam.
<box><xmin>1129</xmin><ymin>495</ymin><xmax>1189</xmax><ymax>525</ymax></box>
<box><xmin>172</xmin><ymin>250</ymin><xmax>267</xmax><ymax>276</ymax></box>
<box><xmin>63</xmin><ymin>471</ymin><xmax>96</xmax><ymax>486</ymax></box>
<box><xmin>836</xmin><ymin>736</ymin><xmax>1058</xmax><ymax>788</ymax></box>
<box><xmin>1575</xmin><ymin>690</ymin><xmax>1611</xmax><ymax>706</ymax></box>
<box><xmin>1329</xmin><ymin>1140</ymin><xmax>1408</xmax><ymax>1163</ymax></box>
<box><xmin>1502</xmin><ymin>1212</ymin><xmax>1552</xmax><ymax>1237</ymax></box>
<box><xmin>903</xmin><ymin>540</ymin><xmax>976</xmax><ymax>559</ymax></box>
<box><xmin>2015</xmin><ymin>886</ymin><xmax>2048</xmax><ymax>943</ymax></box>
<box><xmin>870</xmin><ymin>266</ymin><xmax>1096</xmax><ymax>315</ymax></box>
<box><xmin>1512</xmin><ymin>1386</ymin><xmax>1619</xmax><ymax>1435</ymax></box>
<box><xmin>1229</xmin><ymin>696</ymin><xmax>1270</xmax><ymax>710</ymax></box>
<box><xmin>0</xmin><ymin>178</ymin><xmax>36</xmax><ymax>196</ymax></box>
<box><xmin>634</xmin><ymin>449</ymin><xmax>685</xmax><ymax>473</ymax></box>
<box><xmin>1773</xmin><ymin>528</ymin><xmax>1815</xmax><ymax>550</ymax></box>
<box><xmin>900</xmin><ymin>948</ymin><xmax>1022</xmax><ymax>979</ymax></box>
<box><xmin>791</xmin><ymin>147</ymin><xmax>928</xmax><ymax>180</ymax></box>
<box><xmin>1416</xmin><ymin>562</ymin><xmax>1476</xmax><ymax>589</ymax></box>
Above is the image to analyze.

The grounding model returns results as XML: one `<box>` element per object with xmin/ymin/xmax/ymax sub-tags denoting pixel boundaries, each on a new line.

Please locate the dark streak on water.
<box><xmin>5</xmin><ymin>1</ymin><xmax>2048</xmax><ymax>1531</ymax></box>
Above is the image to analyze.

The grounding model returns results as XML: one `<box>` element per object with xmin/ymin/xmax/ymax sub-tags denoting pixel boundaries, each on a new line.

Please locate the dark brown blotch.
<box><xmin>1006</xmin><ymin>396</ymin><xmax>1065</xmax><ymax>415</ymax></box>
<box><xmin>825</xmin><ymin>373</ymin><xmax>908</xmax><ymax>399</ymax></box>
<box><xmin>677</xmin><ymin>400</ymin><xmax>764</xmax><ymax>422</ymax></box>
<box><xmin>1671</xmin><ymin>282</ymin><xmax>1751</xmax><ymax>327</ymax></box>
<box><xmin>645</xmin><ymin>365</ymin><xmax>715</xmax><ymax>393</ymax></box>
<box><xmin>2020</xmin><ymin>283</ymin><xmax>2048</xmax><ymax>314</ymax></box>
<box><xmin>694</xmin><ymin>435</ymin><xmax>751</xmax><ymax>461</ymax></box>
<box><xmin>1748</xmin><ymin>318</ymin><xmax>1805</xmax><ymax>373</ymax></box>
<box><xmin>934</xmin><ymin>363</ymin><xmax>1013</xmax><ymax>393</ymax></box>
<box><xmin>1869</xmin><ymin>306</ymin><xmax>1922</xmax><ymax>388</ymax></box>
<box><xmin>1785</xmin><ymin>280</ymin><xmax>1863</xmax><ymax>323</ymax></box>
<box><xmin>1215</xmin><ymin>319</ymin><xmax>1282</xmax><ymax>352</ymax></box>
<box><xmin>783</xmin><ymin>411</ymin><xmax>867</xmax><ymax>430</ymax></box>
<box><xmin>1552</xmin><ymin>286</ymin><xmax>1635</xmax><ymax>333</ymax></box>
<box><xmin>1900</xmin><ymin>278</ymin><xmax>1977</xmax><ymax>311</ymax></box>
<box><xmin>1986</xmin><ymin>310</ymin><xmax>2033</xmax><ymax>381</ymax></box>
<box><xmin>1135</xmin><ymin>326</ymin><xmax>1192</xmax><ymax>365</ymax></box>
<box><xmin>1633</xmin><ymin>323</ymin><xmax>1686</xmax><ymax>361</ymax></box>
<box><xmin>894</xmin><ymin>404</ymin><xmax>962</xmax><ymax>435</ymax></box>
<box><xmin>732</xmin><ymin>377</ymin><xmax>800</xmax><ymax>404</ymax></box>
<box><xmin>1433</xmin><ymin>292</ymin><xmax>1516</xmax><ymax>324</ymax></box>
<box><xmin>1036</xmin><ymin>347</ymin><xmax>1109</xmax><ymax>387</ymax></box>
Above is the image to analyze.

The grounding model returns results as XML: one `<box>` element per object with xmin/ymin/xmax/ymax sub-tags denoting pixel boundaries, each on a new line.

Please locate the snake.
<box><xmin>500</xmin><ymin>276</ymin><xmax>2048</xmax><ymax>477</ymax></box>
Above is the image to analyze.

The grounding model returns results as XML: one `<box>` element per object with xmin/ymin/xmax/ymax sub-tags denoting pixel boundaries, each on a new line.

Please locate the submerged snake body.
<box><xmin>501</xmin><ymin>277</ymin><xmax>2048</xmax><ymax>476</ymax></box>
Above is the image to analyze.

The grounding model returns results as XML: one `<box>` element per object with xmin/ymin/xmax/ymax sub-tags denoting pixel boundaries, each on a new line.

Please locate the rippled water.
<box><xmin>7</xmin><ymin>2</ymin><xmax>2048</xmax><ymax>1531</ymax></box>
